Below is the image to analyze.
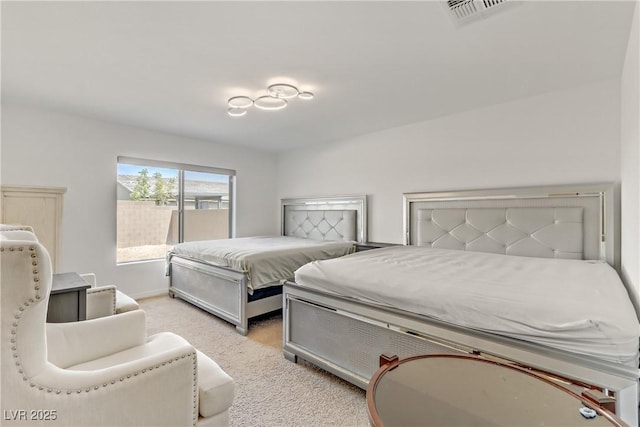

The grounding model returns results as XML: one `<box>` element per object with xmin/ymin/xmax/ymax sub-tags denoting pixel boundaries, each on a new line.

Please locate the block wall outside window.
<box><xmin>117</xmin><ymin>157</ymin><xmax>235</xmax><ymax>264</ymax></box>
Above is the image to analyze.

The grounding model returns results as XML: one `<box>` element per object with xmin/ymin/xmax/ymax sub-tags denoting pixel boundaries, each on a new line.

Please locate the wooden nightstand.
<box><xmin>355</xmin><ymin>242</ymin><xmax>400</xmax><ymax>252</ymax></box>
<box><xmin>47</xmin><ymin>272</ymin><xmax>91</xmax><ymax>323</ymax></box>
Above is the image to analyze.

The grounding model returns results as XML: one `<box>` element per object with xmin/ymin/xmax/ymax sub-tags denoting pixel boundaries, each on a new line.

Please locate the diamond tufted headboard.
<box><xmin>281</xmin><ymin>195</ymin><xmax>367</xmax><ymax>243</ymax></box>
<box><xmin>285</xmin><ymin>210</ymin><xmax>357</xmax><ymax>241</ymax></box>
<box><xmin>404</xmin><ymin>184</ymin><xmax>619</xmax><ymax>268</ymax></box>
<box><xmin>414</xmin><ymin>207</ymin><xmax>585</xmax><ymax>259</ymax></box>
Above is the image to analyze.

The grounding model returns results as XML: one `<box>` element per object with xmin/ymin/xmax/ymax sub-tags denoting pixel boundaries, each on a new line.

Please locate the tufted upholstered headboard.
<box><xmin>404</xmin><ymin>184</ymin><xmax>619</xmax><ymax>268</ymax></box>
<box><xmin>281</xmin><ymin>195</ymin><xmax>367</xmax><ymax>243</ymax></box>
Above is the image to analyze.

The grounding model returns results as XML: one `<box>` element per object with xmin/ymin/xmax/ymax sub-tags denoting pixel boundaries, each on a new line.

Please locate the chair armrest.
<box><xmin>86</xmin><ymin>285</ymin><xmax>117</xmax><ymax>319</ymax></box>
<box><xmin>33</xmin><ymin>335</ymin><xmax>198</xmax><ymax>426</ymax></box>
<box><xmin>79</xmin><ymin>273</ymin><xmax>97</xmax><ymax>286</ymax></box>
<box><xmin>115</xmin><ymin>289</ymin><xmax>140</xmax><ymax>313</ymax></box>
<box><xmin>46</xmin><ymin>310</ymin><xmax>147</xmax><ymax>368</ymax></box>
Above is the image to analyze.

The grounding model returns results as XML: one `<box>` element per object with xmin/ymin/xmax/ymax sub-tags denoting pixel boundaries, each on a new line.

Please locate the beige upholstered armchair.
<box><xmin>0</xmin><ymin>223</ymin><xmax>140</xmax><ymax>320</ymax></box>
<box><xmin>1</xmin><ymin>231</ymin><xmax>235</xmax><ymax>426</ymax></box>
<box><xmin>81</xmin><ymin>273</ymin><xmax>140</xmax><ymax>319</ymax></box>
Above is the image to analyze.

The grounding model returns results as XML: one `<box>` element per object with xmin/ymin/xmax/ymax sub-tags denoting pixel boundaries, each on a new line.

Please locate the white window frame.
<box><xmin>117</xmin><ymin>156</ymin><xmax>236</xmax><ymax>259</ymax></box>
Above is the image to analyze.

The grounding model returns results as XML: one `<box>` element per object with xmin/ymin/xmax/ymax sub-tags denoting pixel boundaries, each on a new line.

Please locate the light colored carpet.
<box><xmin>139</xmin><ymin>296</ymin><xmax>369</xmax><ymax>427</ymax></box>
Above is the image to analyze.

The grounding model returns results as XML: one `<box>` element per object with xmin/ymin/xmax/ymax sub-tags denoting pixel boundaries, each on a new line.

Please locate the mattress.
<box><xmin>294</xmin><ymin>246</ymin><xmax>640</xmax><ymax>366</ymax></box>
<box><xmin>169</xmin><ymin>236</ymin><xmax>354</xmax><ymax>292</ymax></box>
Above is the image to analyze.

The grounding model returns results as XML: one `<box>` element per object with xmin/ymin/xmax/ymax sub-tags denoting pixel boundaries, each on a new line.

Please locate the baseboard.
<box><xmin>129</xmin><ymin>288</ymin><xmax>170</xmax><ymax>300</ymax></box>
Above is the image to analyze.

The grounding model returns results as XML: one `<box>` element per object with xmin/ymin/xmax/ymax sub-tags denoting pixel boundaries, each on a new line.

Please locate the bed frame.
<box><xmin>283</xmin><ymin>183</ymin><xmax>640</xmax><ymax>426</ymax></box>
<box><xmin>168</xmin><ymin>194</ymin><xmax>366</xmax><ymax>335</ymax></box>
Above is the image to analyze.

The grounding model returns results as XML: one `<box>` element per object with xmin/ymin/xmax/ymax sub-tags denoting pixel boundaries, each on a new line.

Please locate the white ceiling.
<box><xmin>1</xmin><ymin>1</ymin><xmax>636</xmax><ymax>152</ymax></box>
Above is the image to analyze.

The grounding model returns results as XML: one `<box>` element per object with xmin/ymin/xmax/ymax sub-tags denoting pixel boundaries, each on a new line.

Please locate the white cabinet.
<box><xmin>1</xmin><ymin>185</ymin><xmax>66</xmax><ymax>272</ymax></box>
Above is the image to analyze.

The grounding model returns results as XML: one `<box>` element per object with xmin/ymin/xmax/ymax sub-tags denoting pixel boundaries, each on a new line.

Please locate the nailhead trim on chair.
<box><xmin>7</xmin><ymin>245</ymin><xmax>42</xmax><ymax>384</ymax></box>
<box><xmin>192</xmin><ymin>353</ymin><xmax>198</xmax><ymax>425</ymax></box>
<box><xmin>0</xmin><ymin>226</ymin><xmax>34</xmax><ymax>232</ymax></box>
<box><xmin>5</xmin><ymin>243</ymin><xmax>200</xmax><ymax>427</ymax></box>
<box><xmin>87</xmin><ymin>287</ymin><xmax>117</xmax><ymax>314</ymax></box>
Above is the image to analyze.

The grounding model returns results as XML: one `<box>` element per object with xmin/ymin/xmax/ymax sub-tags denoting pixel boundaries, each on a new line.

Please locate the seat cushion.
<box><xmin>197</xmin><ymin>350</ymin><xmax>235</xmax><ymax>418</ymax></box>
<box><xmin>115</xmin><ymin>290</ymin><xmax>140</xmax><ymax>313</ymax></box>
<box><xmin>67</xmin><ymin>332</ymin><xmax>191</xmax><ymax>371</ymax></box>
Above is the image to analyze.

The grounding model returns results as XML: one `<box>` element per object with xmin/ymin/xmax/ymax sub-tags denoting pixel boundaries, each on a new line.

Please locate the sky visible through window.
<box><xmin>117</xmin><ymin>164</ymin><xmax>228</xmax><ymax>183</ymax></box>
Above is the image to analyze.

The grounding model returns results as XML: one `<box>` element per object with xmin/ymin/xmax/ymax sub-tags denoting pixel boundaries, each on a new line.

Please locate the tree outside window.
<box><xmin>129</xmin><ymin>169</ymin><xmax>176</xmax><ymax>205</ymax></box>
<box><xmin>117</xmin><ymin>160</ymin><xmax>234</xmax><ymax>264</ymax></box>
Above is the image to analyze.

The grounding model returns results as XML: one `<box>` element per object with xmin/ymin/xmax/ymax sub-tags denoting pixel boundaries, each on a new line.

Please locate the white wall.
<box><xmin>621</xmin><ymin>2</ymin><xmax>640</xmax><ymax>308</ymax></box>
<box><xmin>1</xmin><ymin>76</ymin><xmax>630</xmax><ymax>301</ymax></box>
<box><xmin>1</xmin><ymin>104</ymin><xmax>279</xmax><ymax>298</ymax></box>
<box><xmin>278</xmin><ymin>79</ymin><xmax>621</xmax><ymax>245</ymax></box>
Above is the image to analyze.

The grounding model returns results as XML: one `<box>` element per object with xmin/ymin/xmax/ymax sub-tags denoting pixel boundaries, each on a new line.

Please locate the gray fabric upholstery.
<box><xmin>284</xmin><ymin>210</ymin><xmax>356</xmax><ymax>241</ymax></box>
<box><xmin>416</xmin><ymin>207</ymin><xmax>584</xmax><ymax>259</ymax></box>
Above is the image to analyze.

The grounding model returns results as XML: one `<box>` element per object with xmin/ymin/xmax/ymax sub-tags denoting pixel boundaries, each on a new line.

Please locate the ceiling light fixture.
<box><xmin>254</xmin><ymin>96</ymin><xmax>288</xmax><ymax>110</ymax></box>
<box><xmin>227</xmin><ymin>108</ymin><xmax>248</xmax><ymax>117</ymax></box>
<box><xmin>297</xmin><ymin>91</ymin><xmax>314</xmax><ymax>100</ymax></box>
<box><xmin>227</xmin><ymin>96</ymin><xmax>253</xmax><ymax>109</ymax></box>
<box><xmin>267</xmin><ymin>83</ymin><xmax>299</xmax><ymax>99</ymax></box>
<box><xmin>226</xmin><ymin>82</ymin><xmax>314</xmax><ymax>116</ymax></box>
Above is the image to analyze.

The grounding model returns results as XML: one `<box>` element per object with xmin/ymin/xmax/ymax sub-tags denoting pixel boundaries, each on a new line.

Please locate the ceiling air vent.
<box><xmin>446</xmin><ymin>0</ymin><xmax>512</xmax><ymax>24</ymax></box>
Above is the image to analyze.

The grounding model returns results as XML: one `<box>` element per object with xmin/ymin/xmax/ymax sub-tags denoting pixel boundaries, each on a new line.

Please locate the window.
<box><xmin>117</xmin><ymin>157</ymin><xmax>235</xmax><ymax>263</ymax></box>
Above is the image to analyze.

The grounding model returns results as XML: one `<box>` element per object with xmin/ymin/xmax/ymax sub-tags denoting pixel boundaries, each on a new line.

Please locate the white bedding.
<box><xmin>294</xmin><ymin>246</ymin><xmax>640</xmax><ymax>365</ymax></box>
<box><xmin>169</xmin><ymin>236</ymin><xmax>354</xmax><ymax>292</ymax></box>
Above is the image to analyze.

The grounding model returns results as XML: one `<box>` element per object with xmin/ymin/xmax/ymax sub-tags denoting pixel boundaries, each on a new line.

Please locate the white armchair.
<box><xmin>81</xmin><ymin>273</ymin><xmax>140</xmax><ymax>320</ymax></box>
<box><xmin>1</xmin><ymin>231</ymin><xmax>235</xmax><ymax>426</ymax></box>
<box><xmin>0</xmin><ymin>224</ymin><xmax>35</xmax><ymax>233</ymax></box>
<box><xmin>1</xmin><ymin>223</ymin><xmax>139</xmax><ymax>320</ymax></box>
